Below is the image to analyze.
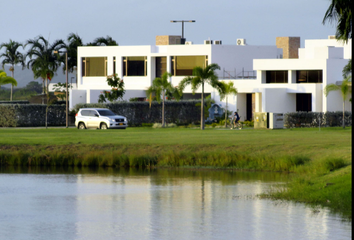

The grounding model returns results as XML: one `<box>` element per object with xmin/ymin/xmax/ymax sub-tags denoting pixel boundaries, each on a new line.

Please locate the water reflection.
<box><xmin>0</xmin><ymin>167</ymin><xmax>351</xmax><ymax>240</ymax></box>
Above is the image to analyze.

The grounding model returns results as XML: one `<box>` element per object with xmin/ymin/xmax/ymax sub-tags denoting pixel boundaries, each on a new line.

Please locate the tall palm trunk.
<box><xmin>342</xmin><ymin>101</ymin><xmax>345</xmax><ymax>128</ymax></box>
<box><xmin>201</xmin><ymin>82</ymin><xmax>204</xmax><ymax>130</ymax></box>
<box><xmin>224</xmin><ymin>96</ymin><xmax>228</xmax><ymax>128</ymax></box>
<box><xmin>10</xmin><ymin>66</ymin><xmax>14</xmax><ymax>101</ymax></box>
<box><xmin>162</xmin><ymin>91</ymin><xmax>165</xmax><ymax>127</ymax></box>
<box><xmin>42</xmin><ymin>79</ymin><xmax>45</xmax><ymax>94</ymax></box>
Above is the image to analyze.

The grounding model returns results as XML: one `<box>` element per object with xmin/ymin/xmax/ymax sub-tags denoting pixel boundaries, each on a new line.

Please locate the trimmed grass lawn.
<box><xmin>0</xmin><ymin>127</ymin><xmax>351</xmax><ymax>162</ymax></box>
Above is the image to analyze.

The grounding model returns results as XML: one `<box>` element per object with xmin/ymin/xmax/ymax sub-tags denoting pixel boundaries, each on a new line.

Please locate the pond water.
<box><xmin>0</xmin><ymin>168</ymin><xmax>351</xmax><ymax>240</ymax></box>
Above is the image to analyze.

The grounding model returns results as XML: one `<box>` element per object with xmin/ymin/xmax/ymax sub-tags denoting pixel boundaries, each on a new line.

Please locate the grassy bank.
<box><xmin>0</xmin><ymin>127</ymin><xmax>352</xmax><ymax>217</ymax></box>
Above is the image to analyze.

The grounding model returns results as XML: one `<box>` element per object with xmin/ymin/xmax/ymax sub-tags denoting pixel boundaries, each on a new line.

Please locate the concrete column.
<box><xmin>255</xmin><ymin>92</ymin><xmax>263</xmax><ymax>112</ymax></box>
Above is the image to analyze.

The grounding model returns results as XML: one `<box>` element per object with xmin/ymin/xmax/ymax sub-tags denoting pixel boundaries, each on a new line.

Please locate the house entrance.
<box><xmin>296</xmin><ymin>93</ymin><xmax>312</xmax><ymax>112</ymax></box>
<box><xmin>246</xmin><ymin>93</ymin><xmax>255</xmax><ymax>121</ymax></box>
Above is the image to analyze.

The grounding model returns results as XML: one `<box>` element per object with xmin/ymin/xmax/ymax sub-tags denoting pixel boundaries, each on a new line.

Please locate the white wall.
<box><xmin>211</xmin><ymin>45</ymin><xmax>279</xmax><ymax>78</ymax></box>
<box><xmin>70</xmin><ymin>89</ymin><xmax>86</xmax><ymax>109</ymax></box>
<box><xmin>263</xmin><ymin>88</ymin><xmax>296</xmax><ymax>113</ymax></box>
<box><xmin>303</xmin><ymin>39</ymin><xmax>352</xmax><ymax>59</ymax></box>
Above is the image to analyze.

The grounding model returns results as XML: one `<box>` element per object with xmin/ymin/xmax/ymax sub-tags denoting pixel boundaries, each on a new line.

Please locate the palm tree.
<box><xmin>87</xmin><ymin>36</ymin><xmax>118</xmax><ymax>46</ymax></box>
<box><xmin>66</xmin><ymin>33</ymin><xmax>84</xmax><ymax>75</ymax></box>
<box><xmin>0</xmin><ymin>40</ymin><xmax>25</xmax><ymax>101</ymax></box>
<box><xmin>25</xmin><ymin>36</ymin><xmax>65</xmax><ymax>95</ymax></box>
<box><xmin>324</xmin><ymin>76</ymin><xmax>352</xmax><ymax>128</ymax></box>
<box><xmin>322</xmin><ymin>0</ymin><xmax>352</xmax><ymax>42</ymax></box>
<box><xmin>342</xmin><ymin>59</ymin><xmax>352</xmax><ymax>78</ymax></box>
<box><xmin>0</xmin><ymin>70</ymin><xmax>17</xmax><ymax>90</ymax></box>
<box><xmin>219</xmin><ymin>81</ymin><xmax>238</xmax><ymax>127</ymax></box>
<box><xmin>146</xmin><ymin>72</ymin><xmax>181</xmax><ymax>127</ymax></box>
<box><xmin>179</xmin><ymin>63</ymin><xmax>225</xmax><ymax>130</ymax></box>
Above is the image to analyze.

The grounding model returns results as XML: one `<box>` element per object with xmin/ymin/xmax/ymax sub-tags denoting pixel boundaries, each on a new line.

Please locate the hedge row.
<box><xmin>284</xmin><ymin>111</ymin><xmax>352</xmax><ymax>128</ymax></box>
<box><xmin>74</xmin><ymin>101</ymin><xmax>201</xmax><ymax>126</ymax></box>
<box><xmin>1</xmin><ymin>102</ymin><xmax>351</xmax><ymax>128</ymax></box>
<box><xmin>0</xmin><ymin>101</ymin><xmax>202</xmax><ymax>127</ymax></box>
<box><xmin>0</xmin><ymin>104</ymin><xmax>67</xmax><ymax>127</ymax></box>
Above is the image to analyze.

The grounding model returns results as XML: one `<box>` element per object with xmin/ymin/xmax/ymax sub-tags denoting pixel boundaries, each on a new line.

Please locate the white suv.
<box><xmin>75</xmin><ymin>108</ymin><xmax>128</xmax><ymax>129</ymax></box>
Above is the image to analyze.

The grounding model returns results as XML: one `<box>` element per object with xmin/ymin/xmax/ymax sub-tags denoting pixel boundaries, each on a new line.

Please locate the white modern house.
<box><xmin>71</xmin><ymin>35</ymin><xmax>351</xmax><ymax>121</ymax></box>
<box><xmin>223</xmin><ymin>36</ymin><xmax>352</xmax><ymax>120</ymax></box>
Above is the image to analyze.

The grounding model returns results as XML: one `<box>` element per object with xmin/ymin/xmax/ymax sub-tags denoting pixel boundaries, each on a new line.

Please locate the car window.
<box><xmin>98</xmin><ymin>110</ymin><xmax>116</xmax><ymax>116</ymax></box>
<box><xmin>81</xmin><ymin>110</ymin><xmax>90</xmax><ymax>116</ymax></box>
<box><xmin>90</xmin><ymin>110</ymin><xmax>98</xmax><ymax>116</ymax></box>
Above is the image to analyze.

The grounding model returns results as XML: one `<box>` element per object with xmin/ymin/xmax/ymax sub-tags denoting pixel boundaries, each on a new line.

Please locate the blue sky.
<box><xmin>1</xmin><ymin>0</ymin><xmax>336</xmax><ymax>48</ymax></box>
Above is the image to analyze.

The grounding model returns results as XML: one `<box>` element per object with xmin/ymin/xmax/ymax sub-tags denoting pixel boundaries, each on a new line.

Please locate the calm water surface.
<box><xmin>0</xmin><ymin>168</ymin><xmax>351</xmax><ymax>240</ymax></box>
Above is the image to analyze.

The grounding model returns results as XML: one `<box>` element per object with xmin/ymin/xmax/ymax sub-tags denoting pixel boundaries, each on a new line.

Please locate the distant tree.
<box><xmin>324</xmin><ymin>76</ymin><xmax>352</xmax><ymax>128</ymax></box>
<box><xmin>87</xmin><ymin>36</ymin><xmax>118</xmax><ymax>46</ymax></box>
<box><xmin>179</xmin><ymin>64</ymin><xmax>225</xmax><ymax>130</ymax></box>
<box><xmin>219</xmin><ymin>81</ymin><xmax>238</xmax><ymax>127</ymax></box>
<box><xmin>146</xmin><ymin>72</ymin><xmax>181</xmax><ymax>127</ymax></box>
<box><xmin>0</xmin><ymin>39</ymin><xmax>25</xmax><ymax>101</ymax></box>
<box><xmin>25</xmin><ymin>81</ymin><xmax>42</xmax><ymax>94</ymax></box>
<box><xmin>25</xmin><ymin>36</ymin><xmax>65</xmax><ymax>95</ymax></box>
<box><xmin>322</xmin><ymin>0</ymin><xmax>352</xmax><ymax>42</ymax></box>
<box><xmin>98</xmin><ymin>74</ymin><xmax>125</xmax><ymax>103</ymax></box>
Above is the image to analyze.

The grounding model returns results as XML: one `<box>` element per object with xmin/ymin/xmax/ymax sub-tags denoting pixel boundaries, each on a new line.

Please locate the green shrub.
<box><xmin>243</xmin><ymin>120</ymin><xmax>254</xmax><ymax>127</ymax></box>
<box><xmin>0</xmin><ymin>105</ymin><xmax>17</xmax><ymax>127</ymax></box>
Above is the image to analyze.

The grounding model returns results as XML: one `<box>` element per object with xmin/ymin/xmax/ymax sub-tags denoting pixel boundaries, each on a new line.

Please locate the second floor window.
<box><xmin>82</xmin><ymin>57</ymin><xmax>107</xmax><ymax>77</ymax></box>
<box><xmin>123</xmin><ymin>57</ymin><xmax>147</xmax><ymax>76</ymax></box>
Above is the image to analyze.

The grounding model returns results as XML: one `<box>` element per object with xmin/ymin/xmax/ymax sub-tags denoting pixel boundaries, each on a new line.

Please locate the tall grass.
<box><xmin>0</xmin><ymin>146</ymin><xmax>311</xmax><ymax>172</ymax></box>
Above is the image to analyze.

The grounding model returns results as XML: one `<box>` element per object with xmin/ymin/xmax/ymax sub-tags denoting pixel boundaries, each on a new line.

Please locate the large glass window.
<box><xmin>296</xmin><ymin>70</ymin><xmax>322</xmax><ymax>83</ymax></box>
<box><xmin>171</xmin><ymin>56</ymin><xmax>208</xmax><ymax>76</ymax></box>
<box><xmin>82</xmin><ymin>57</ymin><xmax>107</xmax><ymax>77</ymax></box>
<box><xmin>265</xmin><ymin>71</ymin><xmax>288</xmax><ymax>83</ymax></box>
<box><xmin>123</xmin><ymin>57</ymin><xmax>147</xmax><ymax>76</ymax></box>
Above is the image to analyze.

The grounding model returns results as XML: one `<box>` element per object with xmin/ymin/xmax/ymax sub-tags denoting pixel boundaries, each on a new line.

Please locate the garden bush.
<box><xmin>284</xmin><ymin>111</ymin><xmax>352</xmax><ymax>128</ymax></box>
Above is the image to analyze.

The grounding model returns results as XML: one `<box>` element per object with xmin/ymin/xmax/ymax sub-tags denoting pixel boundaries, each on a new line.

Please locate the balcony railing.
<box><xmin>221</xmin><ymin>68</ymin><xmax>257</xmax><ymax>79</ymax></box>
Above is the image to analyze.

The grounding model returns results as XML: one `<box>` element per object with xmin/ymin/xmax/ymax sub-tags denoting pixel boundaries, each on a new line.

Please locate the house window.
<box><xmin>296</xmin><ymin>70</ymin><xmax>322</xmax><ymax>83</ymax></box>
<box><xmin>171</xmin><ymin>56</ymin><xmax>208</xmax><ymax>76</ymax></box>
<box><xmin>265</xmin><ymin>71</ymin><xmax>288</xmax><ymax>83</ymax></box>
<box><xmin>81</xmin><ymin>57</ymin><xmax>107</xmax><ymax>77</ymax></box>
<box><xmin>123</xmin><ymin>57</ymin><xmax>147</xmax><ymax>76</ymax></box>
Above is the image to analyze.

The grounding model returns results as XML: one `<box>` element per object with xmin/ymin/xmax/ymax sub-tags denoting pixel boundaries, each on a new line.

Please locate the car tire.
<box><xmin>100</xmin><ymin>123</ymin><xmax>108</xmax><ymax>130</ymax></box>
<box><xmin>78</xmin><ymin>122</ymin><xmax>86</xmax><ymax>130</ymax></box>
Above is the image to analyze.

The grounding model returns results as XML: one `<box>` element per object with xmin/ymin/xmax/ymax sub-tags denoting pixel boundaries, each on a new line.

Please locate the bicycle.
<box><xmin>228</xmin><ymin>116</ymin><xmax>243</xmax><ymax>130</ymax></box>
<box><xmin>234</xmin><ymin>121</ymin><xmax>243</xmax><ymax>130</ymax></box>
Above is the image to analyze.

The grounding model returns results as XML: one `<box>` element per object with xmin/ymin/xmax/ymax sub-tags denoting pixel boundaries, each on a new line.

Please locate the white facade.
<box><xmin>72</xmin><ymin>42</ymin><xmax>280</xmax><ymax>109</ymax></box>
<box><xmin>72</xmin><ymin>37</ymin><xmax>351</xmax><ymax>122</ymax></box>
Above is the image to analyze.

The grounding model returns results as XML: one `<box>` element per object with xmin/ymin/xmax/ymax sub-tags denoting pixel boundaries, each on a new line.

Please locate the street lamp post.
<box><xmin>170</xmin><ymin>20</ymin><xmax>195</xmax><ymax>44</ymax></box>
<box><xmin>54</xmin><ymin>50</ymin><xmax>68</xmax><ymax>128</ymax></box>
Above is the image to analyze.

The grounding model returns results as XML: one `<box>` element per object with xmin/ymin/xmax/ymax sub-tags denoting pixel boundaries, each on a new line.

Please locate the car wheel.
<box><xmin>100</xmin><ymin>123</ymin><xmax>108</xmax><ymax>130</ymax></box>
<box><xmin>78</xmin><ymin>123</ymin><xmax>86</xmax><ymax>130</ymax></box>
